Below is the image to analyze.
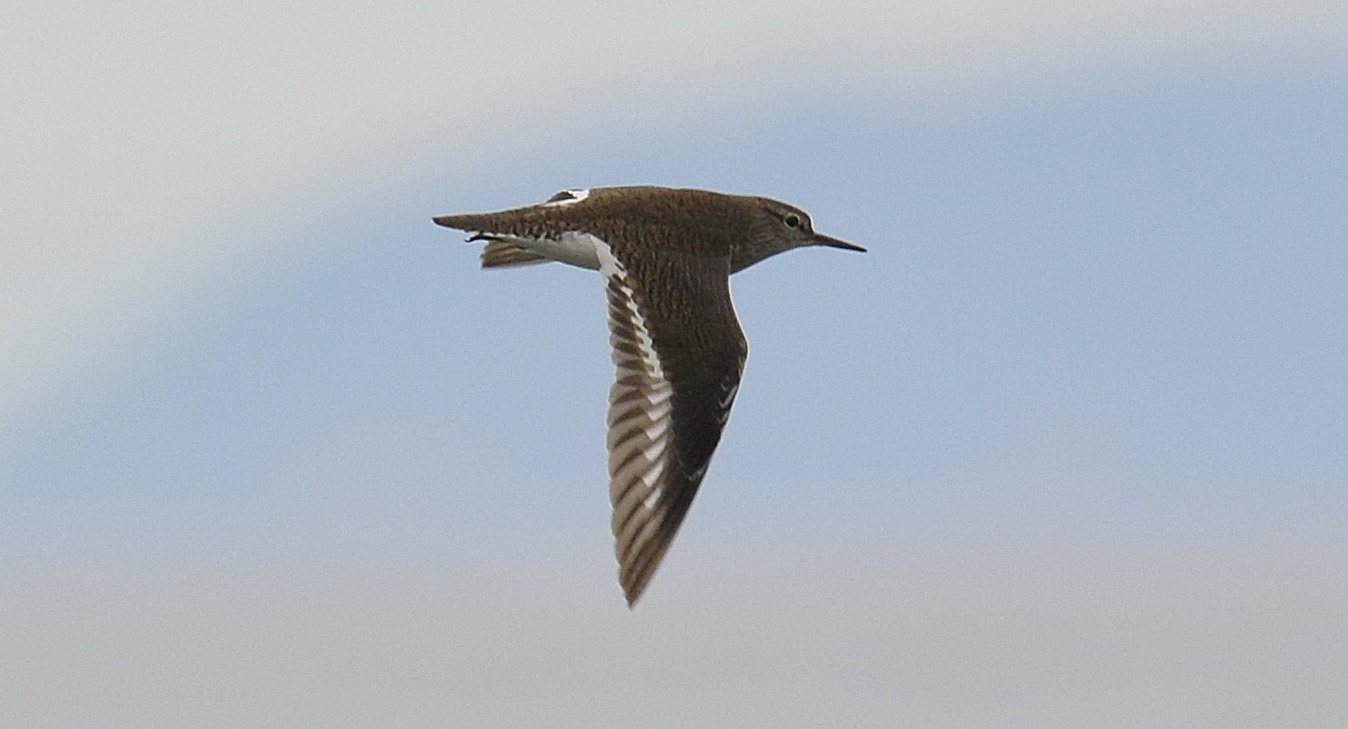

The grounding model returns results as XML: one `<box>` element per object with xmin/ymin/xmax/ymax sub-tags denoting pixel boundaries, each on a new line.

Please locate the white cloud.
<box><xmin>2</xmin><ymin>1</ymin><xmax>1345</xmax><ymax>435</ymax></box>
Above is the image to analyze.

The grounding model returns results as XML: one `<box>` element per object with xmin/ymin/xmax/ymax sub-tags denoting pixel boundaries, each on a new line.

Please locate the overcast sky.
<box><xmin>3</xmin><ymin>2</ymin><xmax>1347</xmax><ymax>727</ymax></box>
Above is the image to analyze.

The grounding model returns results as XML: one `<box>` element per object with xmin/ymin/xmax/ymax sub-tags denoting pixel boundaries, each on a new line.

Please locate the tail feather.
<box><xmin>480</xmin><ymin>239</ymin><xmax>550</xmax><ymax>268</ymax></box>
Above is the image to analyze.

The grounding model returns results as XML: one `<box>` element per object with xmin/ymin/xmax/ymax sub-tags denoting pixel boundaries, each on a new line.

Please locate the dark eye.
<box><xmin>783</xmin><ymin>213</ymin><xmax>801</xmax><ymax>229</ymax></box>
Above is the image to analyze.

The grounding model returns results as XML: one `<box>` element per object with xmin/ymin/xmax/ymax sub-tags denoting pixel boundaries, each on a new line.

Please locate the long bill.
<box><xmin>813</xmin><ymin>233</ymin><xmax>867</xmax><ymax>253</ymax></box>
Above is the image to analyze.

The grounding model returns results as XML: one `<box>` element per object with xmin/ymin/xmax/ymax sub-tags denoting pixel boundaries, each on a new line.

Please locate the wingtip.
<box><xmin>618</xmin><ymin>545</ymin><xmax>669</xmax><ymax>608</ymax></box>
<box><xmin>622</xmin><ymin>579</ymin><xmax>649</xmax><ymax>608</ymax></box>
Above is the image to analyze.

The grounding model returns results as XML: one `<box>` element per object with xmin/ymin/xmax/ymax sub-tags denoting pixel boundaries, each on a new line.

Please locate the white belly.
<box><xmin>498</xmin><ymin>230</ymin><xmax>604</xmax><ymax>270</ymax></box>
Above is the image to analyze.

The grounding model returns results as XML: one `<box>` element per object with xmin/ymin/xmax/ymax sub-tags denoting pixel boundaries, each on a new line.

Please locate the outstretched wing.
<box><xmin>596</xmin><ymin>241</ymin><xmax>747</xmax><ymax>605</ymax></box>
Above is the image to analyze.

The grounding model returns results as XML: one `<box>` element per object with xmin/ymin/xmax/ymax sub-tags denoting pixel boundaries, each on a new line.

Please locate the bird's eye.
<box><xmin>783</xmin><ymin>213</ymin><xmax>801</xmax><ymax>229</ymax></box>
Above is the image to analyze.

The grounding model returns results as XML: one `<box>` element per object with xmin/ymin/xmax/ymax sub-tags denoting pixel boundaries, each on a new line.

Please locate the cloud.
<box><xmin>3</xmin><ymin>1</ymin><xmax>1345</xmax><ymax>435</ymax></box>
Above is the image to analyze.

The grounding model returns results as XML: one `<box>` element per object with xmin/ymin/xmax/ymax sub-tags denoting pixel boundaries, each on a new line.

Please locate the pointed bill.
<box><xmin>812</xmin><ymin>232</ymin><xmax>867</xmax><ymax>253</ymax></box>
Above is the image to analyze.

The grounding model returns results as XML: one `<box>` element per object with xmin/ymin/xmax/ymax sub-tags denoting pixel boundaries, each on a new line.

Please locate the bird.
<box><xmin>433</xmin><ymin>186</ymin><xmax>864</xmax><ymax>605</ymax></box>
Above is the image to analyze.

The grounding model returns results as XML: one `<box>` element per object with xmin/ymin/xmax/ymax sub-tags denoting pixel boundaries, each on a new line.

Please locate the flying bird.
<box><xmin>434</xmin><ymin>186</ymin><xmax>863</xmax><ymax>605</ymax></box>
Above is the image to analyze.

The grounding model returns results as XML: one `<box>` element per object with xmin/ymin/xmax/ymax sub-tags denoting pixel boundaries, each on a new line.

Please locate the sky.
<box><xmin>3</xmin><ymin>2</ymin><xmax>1347</xmax><ymax>726</ymax></box>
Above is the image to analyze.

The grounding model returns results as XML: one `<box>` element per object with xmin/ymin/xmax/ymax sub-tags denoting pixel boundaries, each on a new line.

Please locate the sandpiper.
<box><xmin>434</xmin><ymin>186</ymin><xmax>864</xmax><ymax>605</ymax></box>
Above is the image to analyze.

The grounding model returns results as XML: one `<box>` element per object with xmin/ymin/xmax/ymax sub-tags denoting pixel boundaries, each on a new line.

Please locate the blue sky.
<box><xmin>3</xmin><ymin>3</ymin><xmax>1347</xmax><ymax>726</ymax></box>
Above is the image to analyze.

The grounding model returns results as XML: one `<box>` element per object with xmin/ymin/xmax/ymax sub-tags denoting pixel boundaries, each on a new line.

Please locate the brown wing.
<box><xmin>599</xmin><ymin>244</ymin><xmax>747</xmax><ymax>605</ymax></box>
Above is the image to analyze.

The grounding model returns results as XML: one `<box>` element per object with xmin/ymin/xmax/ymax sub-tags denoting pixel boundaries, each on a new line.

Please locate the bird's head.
<box><xmin>732</xmin><ymin>197</ymin><xmax>865</xmax><ymax>273</ymax></box>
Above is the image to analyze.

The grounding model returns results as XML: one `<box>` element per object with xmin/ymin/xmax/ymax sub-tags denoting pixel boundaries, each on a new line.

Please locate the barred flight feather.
<box><xmin>595</xmin><ymin>243</ymin><xmax>689</xmax><ymax>604</ymax></box>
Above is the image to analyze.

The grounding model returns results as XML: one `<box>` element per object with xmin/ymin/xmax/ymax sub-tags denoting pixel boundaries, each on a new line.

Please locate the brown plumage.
<box><xmin>433</xmin><ymin>186</ymin><xmax>863</xmax><ymax>605</ymax></box>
